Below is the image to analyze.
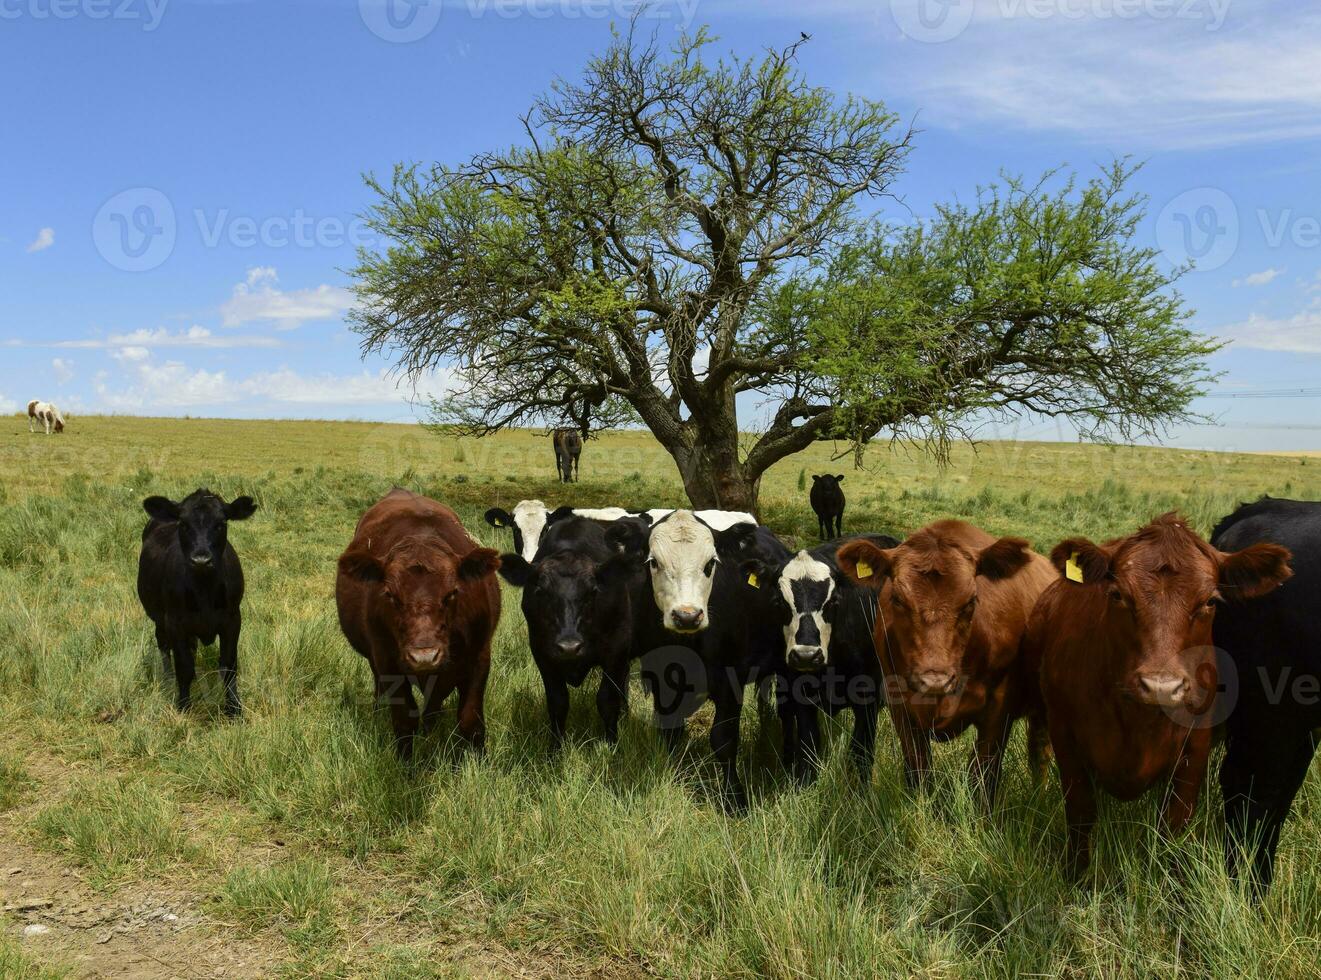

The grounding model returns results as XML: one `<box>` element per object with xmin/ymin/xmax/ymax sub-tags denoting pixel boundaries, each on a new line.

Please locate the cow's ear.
<box><xmin>459</xmin><ymin>547</ymin><xmax>501</xmax><ymax>582</ymax></box>
<box><xmin>1219</xmin><ymin>542</ymin><xmax>1292</xmax><ymax>601</ymax></box>
<box><xmin>836</xmin><ymin>540</ymin><xmax>892</xmax><ymax>589</ymax></box>
<box><xmin>976</xmin><ymin>537</ymin><xmax>1032</xmax><ymax>581</ymax></box>
<box><xmin>713</xmin><ymin>521</ymin><xmax>757</xmax><ymax>555</ymax></box>
<box><xmin>606</xmin><ymin>519</ymin><xmax>648</xmax><ymax>557</ymax></box>
<box><xmin>835</xmin><ymin>474</ymin><xmax>845</xmax><ymax>483</ymax></box>
<box><xmin>484</xmin><ymin>507</ymin><xmax>513</xmax><ymax>529</ymax></box>
<box><xmin>811</xmin><ymin>474</ymin><xmax>821</xmax><ymax>483</ymax></box>
<box><xmin>595</xmin><ymin>550</ymin><xmax>644</xmax><ymax>587</ymax></box>
<box><xmin>546</xmin><ymin>506</ymin><xmax>575</xmax><ymax>525</ymax></box>
<box><xmin>143</xmin><ymin>496</ymin><xmax>180</xmax><ymax>521</ymax></box>
<box><xmin>497</xmin><ymin>554</ymin><xmax>534</xmax><ymax>588</ymax></box>
<box><xmin>339</xmin><ymin>548</ymin><xmax>384</xmax><ymax>584</ymax></box>
<box><xmin>1049</xmin><ymin>538</ymin><xmax>1110</xmax><ymax>585</ymax></box>
<box><xmin>738</xmin><ymin>558</ymin><xmax>770</xmax><ymax>591</ymax></box>
<box><xmin>224</xmin><ymin>496</ymin><xmax>258</xmax><ymax>521</ymax></box>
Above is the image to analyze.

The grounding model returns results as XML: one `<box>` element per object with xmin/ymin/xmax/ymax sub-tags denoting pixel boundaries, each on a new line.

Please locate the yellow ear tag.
<box><xmin>856</xmin><ymin>560</ymin><xmax>874</xmax><ymax>579</ymax></box>
<box><xmin>747</xmin><ymin>572</ymin><xmax>759</xmax><ymax>588</ymax></box>
<box><xmin>1065</xmin><ymin>552</ymin><xmax>1084</xmax><ymax>584</ymax></box>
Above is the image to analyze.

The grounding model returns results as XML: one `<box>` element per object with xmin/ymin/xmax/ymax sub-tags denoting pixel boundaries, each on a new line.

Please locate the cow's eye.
<box><xmin>703</xmin><ymin>557</ymin><xmax>717</xmax><ymax>577</ymax></box>
<box><xmin>645</xmin><ymin>556</ymin><xmax>658</xmax><ymax>570</ymax></box>
<box><xmin>890</xmin><ymin>593</ymin><xmax>908</xmax><ymax>612</ymax></box>
<box><xmin>1107</xmin><ymin>586</ymin><xmax>1126</xmax><ymax>606</ymax></box>
<box><xmin>384</xmin><ymin>589</ymin><xmax>400</xmax><ymax>605</ymax></box>
<box><xmin>962</xmin><ymin>595</ymin><xmax>978</xmax><ymax>616</ymax></box>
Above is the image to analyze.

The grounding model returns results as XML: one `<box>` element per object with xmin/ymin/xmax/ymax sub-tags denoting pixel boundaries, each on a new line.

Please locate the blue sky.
<box><xmin>2</xmin><ymin>0</ymin><xmax>1320</xmax><ymax>450</ymax></box>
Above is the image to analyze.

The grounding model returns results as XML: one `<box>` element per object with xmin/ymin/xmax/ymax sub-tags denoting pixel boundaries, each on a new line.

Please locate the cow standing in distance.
<box><xmin>552</xmin><ymin>428</ymin><xmax>583</xmax><ymax>483</ymax></box>
<box><xmin>809</xmin><ymin>474</ymin><xmax>845</xmax><ymax>541</ymax></box>
<box><xmin>137</xmin><ymin>489</ymin><xmax>257</xmax><ymax>717</ymax></box>
<box><xmin>1024</xmin><ymin>512</ymin><xmax>1291</xmax><ymax>874</ymax></box>
<box><xmin>608</xmin><ymin>510</ymin><xmax>789</xmax><ymax>810</ymax></box>
<box><xmin>336</xmin><ymin>489</ymin><xmax>502</xmax><ymax>759</ymax></box>
<box><xmin>498</xmin><ymin>516</ymin><xmax>643</xmax><ymax>745</ymax></box>
<box><xmin>741</xmin><ymin>534</ymin><xmax>897</xmax><ymax>784</ymax></box>
<box><xmin>837</xmin><ymin>520</ymin><xmax>1054</xmax><ymax>805</ymax></box>
<box><xmin>1211</xmin><ymin>497</ymin><xmax>1318</xmax><ymax>894</ymax></box>
<box><xmin>27</xmin><ymin>400</ymin><xmax>65</xmax><ymax>434</ymax></box>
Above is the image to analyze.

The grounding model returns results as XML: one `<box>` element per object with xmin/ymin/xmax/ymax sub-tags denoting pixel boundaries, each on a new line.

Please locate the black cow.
<box><xmin>810</xmin><ymin>474</ymin><xmax>846</xmax><ymax>541</ymax></box>
<box><xmin>497</xmin><ymin>517</ymin><xmax>641</xmax><ymax>745</ymax></box>
<box><xmin>740</xmin><ymin>535</ymin><xmax>897</xmax><ymax>784</ymax></box>
<box><xmin>607</xmin><ymin>511</ymin><xmax>791</xmax><ymax>810</ymax></box>
<box><xmin>137</xmin><ymin>490</ymin><xmax>258</xmax><ymax>716</ymax></box>
<box><xmin>1212</xmin><ymin>496</ymin><xmax>1315</xmax><ymax>893</ymax></box>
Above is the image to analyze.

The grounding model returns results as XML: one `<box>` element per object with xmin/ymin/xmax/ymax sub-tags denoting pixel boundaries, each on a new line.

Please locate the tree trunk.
<box><xmin>674</xmin><ymin>426</ymin><xmax>762</xmax><ymax>516</ymax></box>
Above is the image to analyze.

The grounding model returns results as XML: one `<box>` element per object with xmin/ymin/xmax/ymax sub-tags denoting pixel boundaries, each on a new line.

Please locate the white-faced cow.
<box><xmin>137</xmin><ymin>489</ymin><xmax>258</xmax><ymax>716</ymax></box>
<box><xmin>607</xmin><ymin>510</ymin><xmax>789</xmax><ymax>809</ymax></box>
<box><xmin>741</xmin><ymin>534</ymin><xmax>898</xmax><ymax>784</ymax></box>
<box><xmin>497</xmin><ymin>516</ymin><xmax>643</xmax><ymax>745</ymax></box>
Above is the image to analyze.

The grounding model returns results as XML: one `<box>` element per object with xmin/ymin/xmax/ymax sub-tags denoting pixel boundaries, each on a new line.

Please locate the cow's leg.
<box><xmin>708</xmin><ymin>667</ymin><xmax>748</xmax><ymax>811</ymax></box>
<box><xmin>455</xmin><ymin>652</ymin><xmax>490</xmax><ymax>750</ymax></box>
<box><xmin>969</xmin><ymin>694</ymin><xmax>1015</xmax><ymax>808</ymax></box>
<box><xmin>172</xmin><ymin>638</ymin><xmax>197</xmax><ymax>712</ymax></box>
<box><xmin>375</xmin><ymin>671</ymin><xmax>419</xmax><ymax>759</ymax></box>
<box><xmin>595</xmin><ymin>658</ymin><xmax>629</xmax><ymax>744</ymax></box>
<box><xmin>795</xmin><ymin>701</ymin><xmax>822</xmax><ymax>785</ymax></box>
<box><xmin>892</xmin><ymin>705</ymin><xmax>932</xmax><ymax>791</ymax></box>
<box><xmin>849</xmin><ymin>695</ymin><xmax>880</xmax><ymax>785</ymax></box>
<box><xmin>1053</xmin><ymin>732</ymin><xmax>1097</xmax><ymax>876</ymax></box>
<box><xmin>1222</xmin><ymin>724</ymin><xmax>1316</xmax><ymax>894</ymax></box>
<box><xmin>419</xmin><ymin>674</ymin><xmax>457</xmax><ymax>734</ymax></box>
<box><xmin>1161</xmin><ymin>728</ymin><xmax>1212</xmax><ymax>840</ymax></box>
<box><xmin>155</xmin><ymin>624</ymin><xmax>174</xmax><ymax>682</ymax></box>
<box><xmin>217</xmin><ymin>613</ymin><xmax>242</xmax><ymax>718</ymax></box>
<box><xmin>542</xmin><ymin>670</ymin><xmax>570</xmax><ymax>746</ymax></box>
<box><xmin>777</xmin><ymin>676</ymin><xmax>799</xmax><ymax>774</ymax></box>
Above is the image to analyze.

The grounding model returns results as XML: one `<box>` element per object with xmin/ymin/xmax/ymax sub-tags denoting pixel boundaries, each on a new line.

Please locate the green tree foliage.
<box><xmin>350</xmin><ymin>24</ymin><xmax>1216</xmax><ymax>511</ymax></box>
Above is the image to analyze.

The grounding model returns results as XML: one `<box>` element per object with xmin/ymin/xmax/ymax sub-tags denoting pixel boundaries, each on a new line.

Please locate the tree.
<box><xmin>350</xmin><ymin>26</ymin><xmax>1216</xmax><ymax>513</ymax></box>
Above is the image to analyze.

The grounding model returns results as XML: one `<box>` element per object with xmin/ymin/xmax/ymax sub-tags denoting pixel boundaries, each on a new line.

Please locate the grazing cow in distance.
<box><xmin>137</xmin><ymin>489</ymin><xmax>258</xmax><ymax>716</ymax></box>
<box><xmin>552</xmin><ymin>428</ymin><xmax>583</xmax><ymax>482</ymax></box>
<box><xmin>1024</xmin><ymin>512</ymin><xmax>1291</xmax><ymax>874</ymax></box>
<box><xmin>336</xmin><ymin>489</ymin><xmax>502</xmax><ymax>758</ymax></box>
<box><xmin>608</xmin><ymin>511</ymin><xmax>789</xmax><ymax>809</ymax></box>
<box><xmin>28</xmin><ymin>400</ymin><xmax>65</xmax><ymax>434</ymax></box>
<box><xmin>1211</xmin><ymin>497</ymin><xmax>1319</xmax><ymax>893</ymax></box>
<box><xmin>837</xmin><ymin>520</ymin><xmax>1054</xmax><ymax>804</ymax></box>
<box><xmin>498</xmin><ymin>516</ymin><xmax>643</xmax><ymax>745</ymax></box>
<box><xmin>809</xmin><ymin>475</ymin><xmax>845</xmax><ymax>541</ymax></box>
<box><xmin>741</xmin><ymin>534</ymin><xmax>898</xmax><ymax>784</ymax></box>
<box><xmin>485</xmin><ymin>500</ymin><xmax>633</xmax><ymax>562</ymax></box>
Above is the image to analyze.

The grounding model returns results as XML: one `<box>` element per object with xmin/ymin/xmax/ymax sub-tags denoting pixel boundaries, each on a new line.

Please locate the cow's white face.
<box><xmin>647</xmin><ymin>511</ymin><xmax>719</xmax><ymax>633</ymax></box>
<box><xmin>512</xmin><ymin>499</ymin><xmax>548</xmax><ymax>562</ymax></box>
<box><xmin>779</xmin><ymin>552</ymin><xmax>836</xmax><ymax>671</ymax></box>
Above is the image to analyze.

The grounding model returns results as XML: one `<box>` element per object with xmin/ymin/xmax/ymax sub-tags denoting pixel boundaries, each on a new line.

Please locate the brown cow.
<box><xmin>1024</xmin><ymin>512</ymin><xmax>1291</xmax><ymax>874</ymax></box>
<box><xmin>336</xmin><ymin>489</ymin><xmax>502</xmax><ymax>758</ymax></box>
<box><xmin>837</xmin><ymin>520</ymin><xmax>1055</xmax><ymax>803</ymax></box>
<box><xmin>551</xmin><ymin>428</ymin><xmax>582</xmax><ymax>483</ymax></box>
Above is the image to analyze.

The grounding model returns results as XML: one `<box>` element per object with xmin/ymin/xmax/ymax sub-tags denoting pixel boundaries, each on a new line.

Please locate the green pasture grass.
<box><xmin>1</xmin><ymin>415</ymin><xmax>1320</xmax><ymax>976</ymax></box>
<box><xmin>0</xmin><ymin>931</ymin><xmax>69</xmax><ymax>980</ymax></box>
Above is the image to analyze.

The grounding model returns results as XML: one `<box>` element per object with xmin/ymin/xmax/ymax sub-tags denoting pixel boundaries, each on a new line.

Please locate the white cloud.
<box><xmin>95</xmin><ymin>354</ymin><xmax>453</xmax><ymax>411</ymax></box>
<box><xmin>0</xmin><ymin>393</ymin><xmax>17</xmax><ymax>414</ymax></box>
<box><xmin>1219</xmin><ymin>308</ymin><xmax>1321</xmax><ymax>354</ymax></box>
<box><xmin>1233</xmin><ymin>268</ymin><xmax>1284</xmax><ymax>287</ymax></box>
<box><xmin>51</xmin><ymin>358</ymin><xmax>74</xmax><ymax>384</ymax></box>
<box><xmin>220</xmin><ymin>267</ymin><xmax>355</xmax><ymax>329</ymax></box>
<box><xmin>25</xmin><ymin>227</ymin><xmax>54</xmax><ymax>253</ymax></box>
<box><xmin>53</xmin><ymin>326</ymin><xmax>280</xmax><ymax>351</ymax></box>
<box><xmin>879</xmin><ymin>1</ymin><xmax>1321</xmax><ymax>150</ymax></box>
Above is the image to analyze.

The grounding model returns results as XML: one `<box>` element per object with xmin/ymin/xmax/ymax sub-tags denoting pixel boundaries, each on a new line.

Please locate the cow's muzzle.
<box><xmin>909</xmin><ymin>670</ymin><xmax>958</xmax><ymax>696</ymax></box>
<box><xmin>788</xmin><ymin>645</ymin><xmax>826</xmax><ymax>672</ymax></box>
<box><xmin>403</xmin><ymin>646</ymin><xmax>445</xmax><ymax>671</ymax></box>
<box><xmin>668</xmin><ymin>606</ymin><xmax>706</xmax><ymax>633</ymax></box>
<box><xmin>1133</xmin><ymin>671</ymin><xmax>1191</xmax><ymax>707</ymax></box>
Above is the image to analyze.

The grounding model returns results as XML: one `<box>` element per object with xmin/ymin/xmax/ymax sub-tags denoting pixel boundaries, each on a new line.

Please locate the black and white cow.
<box><xmin>497</xmin><ymin>516</ymin><xmax>642</xmax><ymax>745</ymax></box>
<box><xmin>608</xmin><ymin>510</ymin><xmax>790</xmax><ymax>810</ymax></box>
<box><xmin>741</xmin><ymin>535</ymin><xmax>898</xmax><ymax>783</ymax></box>
<box><xmin>485</xmin><ymin>500</ymin><xmax>632</xmax><ymax>562</ymax></box>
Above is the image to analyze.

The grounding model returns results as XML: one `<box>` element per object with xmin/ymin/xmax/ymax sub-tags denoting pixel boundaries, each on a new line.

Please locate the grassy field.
<box><xmin>1</xmin><ymin>415</ymin><xmax>1319</xmax><ymax>978</ymax></box>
